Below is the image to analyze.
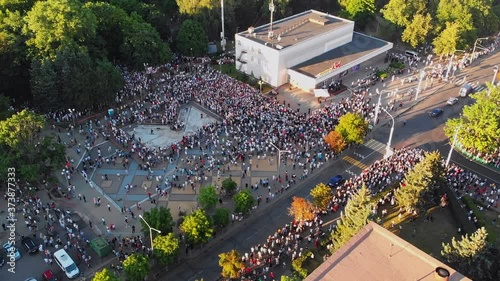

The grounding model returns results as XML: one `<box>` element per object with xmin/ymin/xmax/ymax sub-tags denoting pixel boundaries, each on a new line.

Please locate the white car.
<box><xmin>447</xmin><ymin>97</ymin><xmax>458</xmax><ymax>105</ymax></box>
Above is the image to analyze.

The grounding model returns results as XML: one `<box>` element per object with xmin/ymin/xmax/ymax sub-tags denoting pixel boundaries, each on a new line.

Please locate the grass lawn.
<box><xmin>481</xmin><ymin>209</ymin><xmax>500</xmax><ymax>247</ymax></box>
<box><xmin>379</xmin><ymin>205</ymin><xmax>460</xmax><ymax>258</ymax></box>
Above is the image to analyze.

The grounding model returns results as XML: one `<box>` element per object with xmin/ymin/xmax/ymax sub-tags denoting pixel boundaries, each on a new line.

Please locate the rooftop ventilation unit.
<box><xmin>248</xmin><ymin>27</ymin><xmax>255</xmax><ymax>34</ymax></box>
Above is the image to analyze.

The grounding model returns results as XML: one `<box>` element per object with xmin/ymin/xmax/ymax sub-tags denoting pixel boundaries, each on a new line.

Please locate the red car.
<box><xmin>43</xmin><ymin>270</ymin><xmax>58</xmax><ymax>281</ymax></box>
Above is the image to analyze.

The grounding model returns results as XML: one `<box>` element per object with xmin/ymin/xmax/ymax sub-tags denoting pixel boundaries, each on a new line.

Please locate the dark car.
<box><xmin>43</xmin><ymin>269</ymin><xmax>59</xmax><ymax>281</ymax></box>
<box><xmin>21</xmin><ymin>237</ymin><xmax>38</xmax><ymax>254</ymax></box>
<box><xmin>429</xmin><ymin>108</ymin><xmax>443</xmax><ymax>117</ymax></box>
<box><xmin>328</xmin><ymin>175</ymin><xmax>345</xmax><ymax>187</ymax></box>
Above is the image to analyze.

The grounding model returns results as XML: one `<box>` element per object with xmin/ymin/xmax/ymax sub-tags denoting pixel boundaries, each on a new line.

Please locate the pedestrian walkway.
<box><xmin>342</xmin><ymin>156</ymin><xmax>369</xmax><ymax>170</ymax></box>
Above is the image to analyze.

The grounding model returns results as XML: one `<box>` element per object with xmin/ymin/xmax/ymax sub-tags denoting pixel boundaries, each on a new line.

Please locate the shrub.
<box><xmin>389</xmin><ymin>62</ymin><xmax>405</xmax><ymax>69</ymax></box>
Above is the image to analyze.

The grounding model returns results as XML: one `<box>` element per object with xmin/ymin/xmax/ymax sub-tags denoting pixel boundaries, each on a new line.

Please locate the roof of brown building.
<box><xmin>305</xmin><ymin>222</ymin><xmax>471</xmax><ymax>281</ymax></box>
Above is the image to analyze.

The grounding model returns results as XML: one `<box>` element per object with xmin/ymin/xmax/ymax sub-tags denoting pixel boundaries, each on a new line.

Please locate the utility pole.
<box><xmin>220</xmin><ymin>0</ymin><xmax>226</xmax><ymax>52</ymax></box>
<box><xmin>268</xmin><ymin>0</ymin><xmax>275</xmax><ymax>38</ymax></box>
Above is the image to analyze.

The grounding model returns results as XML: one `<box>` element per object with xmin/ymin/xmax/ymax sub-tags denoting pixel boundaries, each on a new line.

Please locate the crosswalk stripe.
<box><xmin>342</xmin><ymin>156</ymin><xmax>368</xmax><ymax>170</ymax></box>
<box><xmin>364</xmin><ymin>139</ymin><xmax>386</xmax><ymax>154</ymax></box>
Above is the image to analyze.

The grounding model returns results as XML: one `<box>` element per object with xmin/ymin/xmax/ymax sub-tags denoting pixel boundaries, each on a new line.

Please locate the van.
<box><xmin>53</xmin><ymin>249</ymin><xmax>79</xmax><ymax>279</ymax></box>
<box><xmin>405</xmin><ymin>50</ymin><xmax>419</xmax><ymax>58</ymax></box>
<box><xmin>459</xmin><ymin>84</ymin><xmax>474</xmax><ymax>97</ymax></box>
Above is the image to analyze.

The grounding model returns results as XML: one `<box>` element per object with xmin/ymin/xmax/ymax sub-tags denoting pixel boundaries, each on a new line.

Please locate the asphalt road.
<box><xmin>372</xmin><ymin>52</ymin><xmax>500</xmax><ymax>184</ymax></box>
<box><xmin>162</xmin><ymin>54</ymin><xmax>500</xmax><ymax>281</ymax></box>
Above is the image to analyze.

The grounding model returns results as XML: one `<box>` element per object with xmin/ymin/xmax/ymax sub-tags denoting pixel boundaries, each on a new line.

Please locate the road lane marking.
<box><xmin>342</xmin><ymin>156</ymin><xmax>368</xmax><ymax>170</ymax></box>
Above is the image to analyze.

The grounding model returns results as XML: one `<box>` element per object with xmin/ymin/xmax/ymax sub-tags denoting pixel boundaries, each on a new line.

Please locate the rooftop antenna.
<box><xmin>220</xmin><ymin>0</ymin><xmax>226</xmax><ymax>51</ymax></box>
<box><xmin>268</xmin><ymin>0</ymin><xmax>275</xmax><ymax>38</ymax></box>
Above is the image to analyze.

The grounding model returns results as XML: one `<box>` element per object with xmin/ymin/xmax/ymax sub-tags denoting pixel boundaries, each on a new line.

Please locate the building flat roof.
<box><xmin>305</xmin><ymin>222</ymin><xmax>470</xmax><ymax>281</ymax></box>
<box><xmin>291</xmin><ymin>32</ymin><xmax>392</xmax><ymax>78</ymax></box>
<box><xmin>238</xmin><ymin>10</ymin><xmax>351</xmax><ymax>49</ymax></box>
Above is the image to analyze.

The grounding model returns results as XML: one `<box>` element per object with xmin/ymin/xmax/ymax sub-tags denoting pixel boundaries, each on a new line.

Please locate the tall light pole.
<box><xmin>415</xmin><ymin>70</ymin><xmax>426</xmax><ymax>100</ymax></box>
<box><xmin>373</xmin><ymin>89</ymin><xmax>393</xmax><ymax>125</ymax></box>
<box><xmin>270</xmin><ymin>142</ymin><xmax>291</xmax><ymax>171</ymax></box>
<box><xmin>380</xmin><ymin>108</ymin><xmax>394</xmax><ymax>159</ymax></box>
<box><xmin>445</xmin><ymin>125</ymin><xmax>462</xmax><ymax>167</ymax></box>
<box><xmin>492</xmin><ymin>65</ymin><xmax>498</xmax><ymax>85</ymax></box>
<box><xmin>472</xmin><ymin>37</ymin><xmax>490</xmax><ymax>63</ymax></box>
<box><xmin>139</xmin><ymin>215</ymin><xmax>161</xmax><ymax>251</ymax></box>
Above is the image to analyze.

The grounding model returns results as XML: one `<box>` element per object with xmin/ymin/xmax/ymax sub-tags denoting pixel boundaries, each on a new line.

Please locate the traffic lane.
<box><xmin>1</xmin><ymin>237</ymin><xmax>56</xmax><ymax>281</ymax></box>
<box><xmin>162</xmin><ymin>155</ymin><xmax>372</xmax><ymax>281</ymax></box>
<box><xmin>372</xmin><ymin>80</ymin><xmax>500</xmax><ymax>185</ymax></box>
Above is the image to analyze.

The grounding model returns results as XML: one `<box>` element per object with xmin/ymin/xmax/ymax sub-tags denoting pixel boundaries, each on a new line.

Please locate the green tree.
<box><xmin>402</xmin><ymin>13</ymin><xmax>433</xmax><ymax>48</ymax></box>
<box><xmin>120</xmin><ymin>13</ymin><xmax>172</xmax><ymax>69</ymax></box>
<box><xmin>23</xmin><ymin>0</ymin><xmax>97</xmax><ymax>59</ymax></box>
<box><xmin>198</xmin><ymin>185</ymin><xmax>218</xmax><ymax>210</ymax></box>
<box><xmin>335</xmin><ymin>112</ymin><xmax>368</xmax><ymax>144</ymax></box>
<box><xmin>153</xmin><ymin>233</ymin><xmax>179</xmax><ymax>265</ymax></box>
<box><xmin>140</xmin><ymin>207</ymin><xmax>174</xmax><ymax>236</ymax></box>
<box><xmin>330</xmin><ymin>185</ymin><xmax>372</xmax><ymax>252</ymax></box>
<box><xmin>441</xmin><ymin>227</ymin><xmax>494</xmax><ymax>280</ymax></box>
<box><xmin>0</xmin><ymin>109</ymin><xmax>44</xmax><ymax>149</ymax></box>
<box><xmin>233</xmin><ymin>189</ymin><xmax>255</xmax><ymax>215</ymax></box>
<box><xmin>176</xmin><ymin>0</ymin><xmax>213</xmax><ymax>15</ymax></box>
<box><xmin>432</xmin><ymin>21</ymin><xmax>462</xmax><ymax>55</ymax></box>
<box><xmin>444</xmin><ymin>84</ymin><xmax>500</xmax><ymax>154</ymax></box>
<box><xmin>339</xmin><ymin>0</ymin><xmax>375</xmax><ymax>24</ymax></box>
<box><xmin>218</xmin><ymin>249</ymin><xmax>245</xmax><ymax>279</ymax></box>
<box><xmin>180</xmin><ymin>209</ymin><xmax>213</xmax><ymax>244</ymax></box>
<box><xmin>123</xmin><ymin>254</ymin><xmax>150</xmax><ymax>281</ymax></box>
<box><xmin>222</xmin><ymin>177</ymin><xmax>237</xmax><ymax>195</ymax></box>
<box><xmin>381</xmin><ymin>0</ymin><xmax>426</xmax><ymax>28</ymax></box>
<box><xmin>92</xmin><ymin>268</ymin><xmax>119</xmax><ymax>281</ymax></box>
<box><xmin>288</xmin><ymin>196</ymin><xmax>315</xmax><ymax>222</ymax></box>
<box><xmin>176</xmin><ymin>19</ymin><xmax>208</xmax><ymax>57</ymax></box>
<box><xmin>310</xmin><ymin>183</ymin><xmax>333</xmax><ymax>211</ymax></box>
<box><xmin>393</xmin><ymin>151</ymin><xmax>443</xmax><ymax>212</ymax></box>
<box><xmin>213</xmin><ymin>208</ymin><xmax>230</xmax><ymax>227</ymax></box>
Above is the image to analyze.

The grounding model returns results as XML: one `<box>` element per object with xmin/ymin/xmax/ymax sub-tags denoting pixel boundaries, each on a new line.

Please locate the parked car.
<box><xmin>3</xmin><ymin>242</ymin><xmax>21</xmax><ymax>260</ymax></box>
<box><xmin>24</xmin><ymin>278</ymin><xmax>38</xmax><ymax>281</ymax></box>
<box><xmin>429</xmin><ymin>108</ymin><xmax>444</xmax><ymax>117</ymax></box>
<box><xmin>43</xmin><ymin>269</ymin><xmax>59</xmax><ymax>281</ymax></box>
<box><xmin>328</xmin><ymin>175</ymin><xmax>345</xmax><ymax>187</ymax></box>
<box><xmin>446</xmin><ymin>97</ymin><xmax>458</xmax><ymax>105</ymax></box>
<box><xmin>21</xmin><ymin>237</ymin><xmax>38</xmax><ymax>254</ymax></box>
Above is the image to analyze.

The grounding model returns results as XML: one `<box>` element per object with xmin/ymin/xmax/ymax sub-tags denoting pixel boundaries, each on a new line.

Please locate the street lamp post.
<box><xmin>373</xmin><ymin>89</ymin><xmax>394</xmax><ymax>125</ymax></box>
<box><xmin>415</xmin><ymin>70</ymin><xmax>426</xmax><ymax>100</ymax></box>
<box><xmin>270</xmin><ymin>143</ymin><xmax>291</xmax><ymax>171</ymax></box>
<box><xmin>139</xmin><ymin>215</ymin><xmax>161</xmax><ymax>251</ymax></box>
<box><xmin>492</xmin><ymin>65</ymin><xmax>498</xmax><ymax>85</ymax></box>
<box><xmin>380</xmin><ymin>108</ymin><xmax>394</xmax><ymax>159</ymax></box>
<box><xmin>258</xmin><ymin>79</ymin><xmax>263</xmax><ymax>94</ymax></box>
<box><xmin>472</xmin><ymin>37</ymin><xmax>490</xmax><ymax>63</ymax></box>
<box><xmin>445</xmin><ymin>125</ymin><xmax>462</xmax><ymax>167</ymax></box>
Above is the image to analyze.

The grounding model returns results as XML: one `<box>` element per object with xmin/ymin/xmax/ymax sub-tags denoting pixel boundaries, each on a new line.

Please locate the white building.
<box><xmin>235</xmin><ymin>10</ymin><xmax>393</xmax><ymax>92</ymax></box>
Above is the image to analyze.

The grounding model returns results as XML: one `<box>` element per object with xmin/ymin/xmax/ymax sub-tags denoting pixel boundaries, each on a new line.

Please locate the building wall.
<box><xmin>235</xmin><ymin>22</ymin><xmax>354</xmax><ymax>87</ymax></box>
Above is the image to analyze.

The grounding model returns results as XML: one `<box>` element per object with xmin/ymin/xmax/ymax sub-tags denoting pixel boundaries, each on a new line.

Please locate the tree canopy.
<box><xmin>153</xmin><ymin>233</ymin><xmax>180</xmax><ymax>265</ymax></box>
<box><xmin>140</xmin><ymin>207</ymin><xmax>174</xmax><ymax>236</ymax></box>
<box><xmin>233</xmin><ymin>189</ymin><xmax>255</xmax><ymax>215</ymax></box>
<box><xmin>444</xmin><ymin>84</ymin><xmax>500</xmax><ymax>154</ymax></box>
<box><xmin>288</xmin><ymin>196</ymin><xmax>315</xmax><ymax>222</ymax></box>
<box><xmin>441</xmin><ymin>227</ymin><xmax>499</xmax><ymax>280</ymax></box>
<box><xmin>123</xmin><ymin>254</ymin><xmax>150</xmax><ymax>281</ymax></box>
<box><xmin>198</xmin><ymin>185</ymin><xmax>218</xmax><ymax>210</ymax></box>
<box><xmin>176</xmin><ymin>19</ymin><xmax>208</xmax><ymax>57</ymax></box>
<box><xmin>330</xmin><ymin>185</ymin><xmax>372</xmax><ymax>252</ymax></box>
<box><xmin>92</xmin><ymin>268</ymin><xmax>119</xmax><ymax>281</ymax></box>
<box><xmin>335</xmin><ymin>112</ymin><xmax>368</xmax><ymax>144</ymax></box>
<box><xmin>222</xmin><ymin>177</ymin><xmax>237</xmax><ymax>195</ymax></box>
<box><xmin>180</xmin><ymin>209</ymin><xmax>213</xmax><ymax>244</ymax></box>
<box><xmin>310</xmin><ymin>183</ymin><xmax>333</xmax><ymax>211</ymax></box>
<box><xmin>218</xmin><ymin>249</ymin><xmax>245</xmax><ymax>279</ymax></box>
<box><xmin>324</xmin><ymin>130</ymin><xmax>347</xmax><ymax>154</ymax></box>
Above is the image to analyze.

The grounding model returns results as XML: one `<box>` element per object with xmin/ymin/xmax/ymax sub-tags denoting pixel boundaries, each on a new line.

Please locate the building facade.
<box><xmin>235</xmin><ymin>10</ymin><xmax>393</xmax><ymax>92</ymax></box>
